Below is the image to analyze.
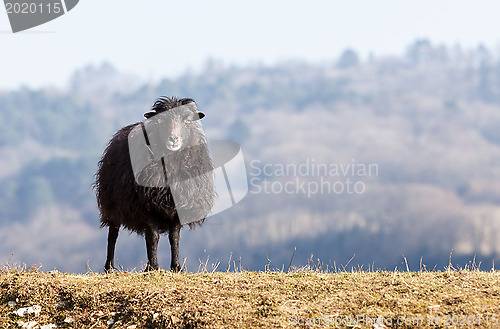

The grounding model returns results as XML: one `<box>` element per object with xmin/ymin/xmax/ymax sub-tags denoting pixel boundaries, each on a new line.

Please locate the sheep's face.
<box><xmin>149</xmin><ymin>104</ymin><xmax>205</xmax><ymax>152</ymax></box>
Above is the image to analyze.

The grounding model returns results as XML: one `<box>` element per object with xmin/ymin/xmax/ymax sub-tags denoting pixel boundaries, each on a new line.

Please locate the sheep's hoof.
<box><xmin>170</xmin><ymin>264</ymin><xmax>181</xmax><ymax>272</ymax></box>
<box><xmin>145</xmin><ymin>264</ymin><xmax>159</xmax><ymax>272</ymax></box>
<box><xmin>104</xmin><ymin>263</ymin><xmax>116</xmax><ymax>273</ymax></box>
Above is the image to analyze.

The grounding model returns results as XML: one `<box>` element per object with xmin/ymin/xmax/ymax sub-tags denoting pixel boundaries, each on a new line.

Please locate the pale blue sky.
<box><xmin>1</xmin><ymin>0</ymin><xmax>500</xmax><ymax>89</ymax></box>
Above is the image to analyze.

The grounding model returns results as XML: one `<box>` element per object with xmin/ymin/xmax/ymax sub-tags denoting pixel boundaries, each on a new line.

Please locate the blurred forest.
<box><xmin>1</xmin><ymin>39</ymin><xmax>500</xmax><ymax>273</ymax></box>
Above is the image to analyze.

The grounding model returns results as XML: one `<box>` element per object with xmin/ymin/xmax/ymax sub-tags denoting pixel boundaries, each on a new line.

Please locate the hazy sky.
<box><xmin>1</xmin><ymin>0</ymin><xmax>500</xmax><ymax>89</ymax></box>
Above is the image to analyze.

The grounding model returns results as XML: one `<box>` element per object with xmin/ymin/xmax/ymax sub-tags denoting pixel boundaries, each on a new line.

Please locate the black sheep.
<box><xmin>95</xmin><ymin>97</ymin><xmax>215</xmax><ymax>271</ymax></box>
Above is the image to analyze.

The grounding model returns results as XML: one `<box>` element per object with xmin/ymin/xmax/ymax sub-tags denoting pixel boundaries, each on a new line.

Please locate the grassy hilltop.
<box><xmin>1</xmin><ymin>268</ymin><xmax>500</xmax><ymax>328</ymax></box>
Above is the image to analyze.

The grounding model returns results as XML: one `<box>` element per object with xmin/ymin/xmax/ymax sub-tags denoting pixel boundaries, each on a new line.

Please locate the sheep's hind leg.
<box><xmin>104</xmin><ymin>226</ymin><xmax>119</xmax><ymax>272</ymax></box>
<box><xmin>169</xmin><ymin>222</ymin><xmax>181</xmax><ymax>272</ymax></box>
<box><xmin>145</xmin><ymin>226</ymin><xmax>160</xmax><ymax>271</ymax></box>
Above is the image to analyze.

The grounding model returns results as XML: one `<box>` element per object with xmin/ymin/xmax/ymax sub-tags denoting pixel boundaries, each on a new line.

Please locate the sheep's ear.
<box><xmin>144</xmin><ymin>111</ymin><xmax>156</xmax><ymax>119</ymax></box>
<box><xmin>193</xmin><ymin>111</ymin><xmax>205</xmax><ymax>120</ymax></box>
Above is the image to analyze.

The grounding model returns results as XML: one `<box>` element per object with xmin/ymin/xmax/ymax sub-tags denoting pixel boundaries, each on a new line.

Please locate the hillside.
<box><xmin>1</xmin><ymin>268</ymin><xmax>500</xmax><ymax>328</ymax></box>
<box><xmin>1</xmin><ymin>40</ymin><xmax>500</xmax><ymax>272</ymax></box>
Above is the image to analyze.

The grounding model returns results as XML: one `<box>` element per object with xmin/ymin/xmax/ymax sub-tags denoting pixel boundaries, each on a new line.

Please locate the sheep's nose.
<box><xmin>168</xmin><ymin>135</ymin><xmax>179</xmax><ymax>143</ymax></box>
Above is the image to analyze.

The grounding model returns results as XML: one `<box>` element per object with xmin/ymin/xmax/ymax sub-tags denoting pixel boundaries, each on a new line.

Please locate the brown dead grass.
<box><xmin>1</xmin><ymin>268</ymin><xmax>500</xmax><ymax>328</ymax></box>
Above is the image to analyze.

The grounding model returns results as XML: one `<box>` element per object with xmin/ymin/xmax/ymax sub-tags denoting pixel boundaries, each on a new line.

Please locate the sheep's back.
<box><xmin>96</xmin><ymin>124</ymin><xmax>148</xmax><ymax>232</ymax></box>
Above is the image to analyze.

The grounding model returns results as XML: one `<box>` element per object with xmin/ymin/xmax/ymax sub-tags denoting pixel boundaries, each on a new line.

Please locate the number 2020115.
<box><xmin>5</xmin><ymin>2</ymin><xmax>62</xmax><ymax>14</ymax></box>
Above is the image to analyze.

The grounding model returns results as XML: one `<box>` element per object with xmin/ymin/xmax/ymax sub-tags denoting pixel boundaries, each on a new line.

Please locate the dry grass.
<box><xmin>1</xmin><ymin>264</ymin><xmax>500</xmax><ymax>328</ymax></box>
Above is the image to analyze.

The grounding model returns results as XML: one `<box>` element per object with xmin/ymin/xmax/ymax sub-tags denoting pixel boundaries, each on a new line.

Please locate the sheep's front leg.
<box><xmin>169</xmin><ymin>223</ymin><xmax>181</xmax><ymax>272</ymax></box>
<box><xmin>145</xmin><ymin>226</ymin><xmax>160</xmax><ymax>271</ymax></box>
<box><xmin>105</xmin><ymin>226</ymin><xmax>119</xmax><ymax>272</ymax></box>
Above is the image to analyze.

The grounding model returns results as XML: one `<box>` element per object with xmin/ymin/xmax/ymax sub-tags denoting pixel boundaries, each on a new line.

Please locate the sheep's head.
<box><xmin>143</xmin><ymin>97</ymin><xmax>206</xmax><ymax>153</ymax></box>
